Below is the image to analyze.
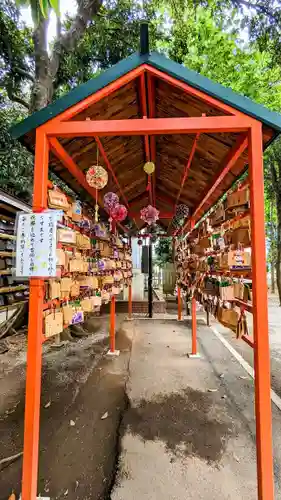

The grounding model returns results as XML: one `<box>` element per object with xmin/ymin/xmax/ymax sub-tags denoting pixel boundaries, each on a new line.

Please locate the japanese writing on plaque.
<box><xmin>16</xmin><ymin>212</ymin><xmax>59</xmax><ymax>278</ymax></box>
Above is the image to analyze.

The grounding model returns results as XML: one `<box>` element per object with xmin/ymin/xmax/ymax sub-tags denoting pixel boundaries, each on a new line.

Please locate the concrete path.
<box><xmin>210</xmin><ymin>295</ymin><xmax>281</xmax><ymax>397</ymax></box>
<box><xmin>111</xmin><ymin>318</ymin><xmax>281</xmax><ymax>500</ymax></box>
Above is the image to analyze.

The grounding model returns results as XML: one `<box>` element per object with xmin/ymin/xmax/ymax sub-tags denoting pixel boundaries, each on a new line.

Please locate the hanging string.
<box><xmin>146</xmin><ymin>175</ymin><xmax>151</xmax><ymax>192</ymax></box>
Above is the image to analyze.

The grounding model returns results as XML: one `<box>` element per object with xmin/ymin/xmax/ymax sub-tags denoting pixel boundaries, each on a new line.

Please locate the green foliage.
<box><xmin>165</xmin><ymin>6</ymin><xmax>281</xmax><ymax>111</ymax></box>
<box><xmin>54</xmin><ymin>0</ymin><xmax>163</xmax><ymax>96</ymax></box>
<box><xmin>15</xmin><ymin>0</ymin><xmax>60</xmax><ymax>25</ymax></box>
<box><xmin>212</xmin><ymin>1</ymin><xmax>281</xmax><ymax>66</ymax></box>
<box><xmin>0</xmin><ymin>0</ymin><xmax>33</xmax><ymax>108</ymax></box>
<box><xmin>155</xmin><ymin>237</ymin><xmax>173</xmax><ymax>265</ymax></box>
<box><xmin>0</xmin><ymin>104</ymin><xmax>33</xmax><ymax>201</ymax></box>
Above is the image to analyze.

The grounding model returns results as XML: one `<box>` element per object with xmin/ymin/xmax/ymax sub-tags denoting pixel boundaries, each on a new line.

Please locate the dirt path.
<box><xmin>0</xmin><ymin>317</ymin><xmax>134</xmax><ymax>500</ymax></box>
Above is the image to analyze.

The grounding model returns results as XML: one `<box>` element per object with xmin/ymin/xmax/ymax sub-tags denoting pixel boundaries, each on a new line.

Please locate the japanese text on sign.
<box><xmin>16</xmin><ymin>211</ymin><xmax>60</xmax><ymax>278</ymax></box>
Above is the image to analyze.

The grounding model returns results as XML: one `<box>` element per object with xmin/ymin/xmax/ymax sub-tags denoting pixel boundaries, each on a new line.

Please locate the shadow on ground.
<box><xmin>123</xmin><ymin>387</ymin><xmax>234</xmax><ymax>464</ymax></box>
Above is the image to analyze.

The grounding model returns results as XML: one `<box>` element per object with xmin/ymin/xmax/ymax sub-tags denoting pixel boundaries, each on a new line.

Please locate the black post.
<box><xmin>140</xmin><ymin>22</ymin><xmax>149</xmax><ymax>55</ymax></box>
<box><xmin>148</xmin><ymin>238</ymin><xmax>153</xmax><ymax>318</ymax></box>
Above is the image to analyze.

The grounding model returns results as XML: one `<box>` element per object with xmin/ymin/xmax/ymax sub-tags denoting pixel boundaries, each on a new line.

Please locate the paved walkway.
<box><xmin>111</xmin><ymin>318</ymin><xmax>281</xmax><ymax>500</ymax></box>
<box><xmin>208</xmin><ymin>295</ymin><xmax>281</xmax><ymax>400</ymax></box>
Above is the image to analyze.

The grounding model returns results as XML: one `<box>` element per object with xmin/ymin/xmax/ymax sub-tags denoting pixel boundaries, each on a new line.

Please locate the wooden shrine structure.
<box><xmin>11</xmin><ymin>24</ymin><xmax>281</xmax><ymax>500</ymax></box>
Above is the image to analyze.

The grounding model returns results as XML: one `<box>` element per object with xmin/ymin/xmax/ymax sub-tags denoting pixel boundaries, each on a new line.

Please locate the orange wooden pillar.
<box><xmin>191</xmin><ymin>296</ymin><xmax>197</xmax><ymax>355</ymax></box>
<box><xmin>21</xmin><ymin>129</ymin><xmax>49</xmax><ymax>500</ymax></box>
<box><xmin>177</xmin><ymin>286</ymin><xmax>182</xmax><ymax>321</ymax></box>
<box><xmin>249</xmin><ymin>122</ymin><xmax>274</xmax><ymax>500</ymax></box>
<box><xmin>109</xmin><ymin>295</ymin><xmax>116</xmax><ymax>352</ymax></box>
<box><xmin>128</xmin><ymin>283</ymin><xmax>132</xmax><ymax>319</ymax></box>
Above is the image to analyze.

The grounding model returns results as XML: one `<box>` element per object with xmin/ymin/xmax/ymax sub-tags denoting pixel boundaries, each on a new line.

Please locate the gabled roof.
<box><xmin>10</xmin><ymin>50</ymin><xmax>281</xmax><ymax>140</ymax></box>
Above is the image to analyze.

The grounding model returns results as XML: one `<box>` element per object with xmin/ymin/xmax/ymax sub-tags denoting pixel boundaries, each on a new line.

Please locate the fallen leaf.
<box><xmin>233</xmin><ymin>454</ymin><xmax>240</xmax><ymax>463</ymax></box>
<box><xmin>64</xmin><ymin>489</ymin><xmax>68</xmax><ymax>496</ymax></box>
<box><xmin>207</xmin><ymin>388</ymin><xmax>218</xmax><ymax>393</ymax></box>
<box><xmin>219</xmin><ymin>374</ymin><xmax>224</xmax><ymax>379</ymax></box>
<box><xmin>70</xmin><ymin>420</ymin><xmax>75</xmax><ymax>426</ymax></box>
<box><xmin>101</xmin><ymin>412</ymin><xmax>108</xmax><ymax>420</ymax></box>
<box><xmin>239</xmin><ymin>375</ymin><xmax>248</xmax><ymax>380</ymax></box>
<box><xmin>44</xmin><ymin>401</ymin><xmax>51</xmax><ymax>409</ymax></box>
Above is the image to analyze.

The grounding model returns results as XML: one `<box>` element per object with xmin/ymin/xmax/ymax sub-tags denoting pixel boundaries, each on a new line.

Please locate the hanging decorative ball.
<box><xmin>171</xmin><ymin>215</ymin><xmax>181</xmax><ymax>228</ymax></box>
<box><xmin>140</xmin><ymin>205</ymin><xmax>160</xmax><ymax>226</ymax></box>
<box><xmin>103</xmin><ymin>192</ymin><xmax>119</xmax><ymax>212</ymax></box>
<box><xmin>86</xmin><ymin>165</ymin><xmax>108</xmax><ymax>189</ymax></box>
<box><xmin>111</xmin><ymin>203</ymin><xmax>128</xmax><ymax>222</ymax></box>
<box><xmin>137</xmin><ymin>238</ymin><xmax>143</xmax><ymax>246</ymax></box>
<box><xmin>176</xmin><ymin>204</ymin><xmax>189</xmax><ymax>218</ymax></box>
<box><xmin>143</xmin><ymin>161</ymin><xmax>155</xmax><ymax>175</ymax></box>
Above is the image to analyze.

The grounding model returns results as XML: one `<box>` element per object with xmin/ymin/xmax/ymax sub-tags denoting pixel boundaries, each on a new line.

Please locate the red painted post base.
<box><xmin>177</xmin><ymin>286</ymin><xmax>182</xmax><ymax>321</ymax></box>
<box><xmin>107</xmin><ymin>296</ymin><xmax>120</xmax><ymax>356</ymax></box>
<box><xmin>126</xmin><ymin>284</ymin><xmax>133</xmax><ymax>321</ymax></box>
<box><xmin>187</xmin><ymin>297</ymin><xmax>200</xmax><ymax>358</ymax></box>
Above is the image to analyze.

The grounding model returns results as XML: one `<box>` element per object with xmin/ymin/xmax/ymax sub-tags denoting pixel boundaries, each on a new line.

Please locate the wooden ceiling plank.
<box><xmin>144</xmin><ymin>64</ymin><xmax>243</xmax><ymax>117</ymax></box>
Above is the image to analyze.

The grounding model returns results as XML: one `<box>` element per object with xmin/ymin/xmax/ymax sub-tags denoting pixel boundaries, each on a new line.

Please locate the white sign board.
<box><xmin>16</xmin><ymin>212</ymin><xmax>59</xmax><ymax>278</ymax></box>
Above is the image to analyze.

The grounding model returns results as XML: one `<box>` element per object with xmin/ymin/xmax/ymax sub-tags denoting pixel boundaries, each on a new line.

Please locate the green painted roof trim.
<box><xmin>10</xmin><ymin>50</ymin><xmax>281</xmax><ymax>140</ymax></box>
<box><xmin>10</xmin><ymin>52</ymin><xmax>149</xmax><ymax>140</ymax></box>
<box><xmin>147</xmin><ymin>52</ymin><xmax>281</xmax><ymax>132</ymax></box>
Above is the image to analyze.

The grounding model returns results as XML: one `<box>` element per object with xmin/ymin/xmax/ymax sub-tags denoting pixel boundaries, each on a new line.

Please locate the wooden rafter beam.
<box><xmin>49</xmin><ymin>137</ymin><xmax>129</xmax><ymax>233</ymax></box>
<box><xmin>95</xmin><ymin>137</ymin><xmax>130</xmax><ymax>208</ymax></box>
<box><xmin>44</xmin><ymin>116</ymin><xmax>252</xmax><ymax>137</ymax></box>
<box><xmin>143</xmin><ymin>64</ymin><xmax>244</xmax><ymax>117</ymax></box>
<box><xmin>175</xmin><ymin>133</ymin><xmax>248</xmax><ymax>235</ymax></box>
<box><xmin>174</xmin><ymin>132</ymin><xmax>200</xmax><ymax>207</ymax></box>
<box><xmin>95</xmin><ymin>136</ymin><xmax>139</xmax><ymax>230</ymax></box>
<box><xmin>167</xmin><ymin>132</ymin><xmax>200</xmax><ymax>234</ymax></box>
<box><xmin>49</xmin><ymin>66</ymin><xmax>146</xmax><ymax>124</ymax></box>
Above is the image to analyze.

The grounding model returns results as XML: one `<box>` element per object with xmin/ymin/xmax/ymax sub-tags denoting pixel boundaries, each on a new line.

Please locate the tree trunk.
<box><xmin>29</xmin><ymin>0</ymin><xmax>104</xmax><ymax>113</ymax></box>
<box><xmin>30</xmin><ymin>17</ymin><xmax>53</xmax><ymax>113</ymax></box>
<box><xmin>276</xmin><ymin>206</ymin><xmax>281</xmax><ymax>305</ymax></box>
<box><xmin>271</xmin><ymin>261</ymin><xmax>275</xmax><ymax>294</ymax></box>
<box><xmin>270</xmin><ymin>200</ymin><xmax>275</xmax><ymax>293</ymax></box>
